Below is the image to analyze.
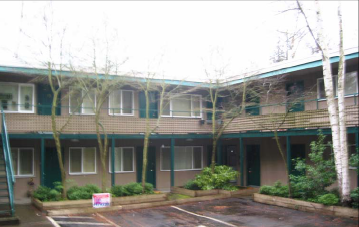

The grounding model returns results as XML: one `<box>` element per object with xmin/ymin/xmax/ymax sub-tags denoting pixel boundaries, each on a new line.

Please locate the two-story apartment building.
<box><xmin>0</xmin><ymin>48</ymin><xmax>358</xmax><ymax>203</ymax></box>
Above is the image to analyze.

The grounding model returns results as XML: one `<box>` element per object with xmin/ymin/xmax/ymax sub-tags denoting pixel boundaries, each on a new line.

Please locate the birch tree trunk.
<box><xmin>337</xmin><ymin>2</ymin><xmax>350</xmax><ymax>203</ymax></box>
<box><xmin>315</xmin><ymin>0</ymin><xmax>343</xmax><ymax>194</ymax></box>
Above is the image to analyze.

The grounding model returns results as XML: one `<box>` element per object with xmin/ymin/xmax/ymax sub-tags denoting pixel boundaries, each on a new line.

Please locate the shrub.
<box><xmin>67</xmin><ymin>184</ymin><xmax>101</xmax><ymax>200</ymax></box>
<box><xmin>184</xmin><ymin>180</ymin><xmax>201</xmax><ymax>190</ymax></box>
<box><xmin>123</xmin><ymin>182</ymin><xmax>143</xmax><ymax>196</ymax></box>
<box><xmin>290</xmin><ymin>132</ymin><xmax>336</xmax><ymax>200</ymax></box>
<box><xmin>33</xmin><ymin>181</ymin><xmax>62</xmax><ymax>202</ymax></box>
<box><xmin>259</xmin><ymin>181</ymin><xmax>289</xmax><ymax>197</ymax></box>
<box><xmin>350</xmin><ymin>187</ymin><xmax>359</xmax><ymax>208</ymax></box>
<box><xmin>111</xmin><ymin>183</ymin><xmax>154</xmax><ymax>197</ymax></box>
<box><xmin>111</xmin><ymin>185</ymin><xmax>124</xmax><ymax>197</ymax></box>
<box><xmin>317</xmin><ymin>194</ymin><xmax>339</xmax><ymax>206</ymax></box>
<box><xmin>192</xmin><ymin>165</ymin><xmax>239</xmax><ymax>190</ymax></box>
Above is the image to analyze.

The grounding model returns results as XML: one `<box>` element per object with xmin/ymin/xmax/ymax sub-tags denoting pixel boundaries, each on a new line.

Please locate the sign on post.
<box><xmin>92</xmin><ymin>193</ymin><xmax>111</xmax><ymax>208</ymax></box>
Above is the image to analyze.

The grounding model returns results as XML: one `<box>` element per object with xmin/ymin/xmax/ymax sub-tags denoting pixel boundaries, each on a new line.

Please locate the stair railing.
<box><xmin>1</xmin><ymin>107</ymin><xmax>15</xmax><ymax>216</ymax></box>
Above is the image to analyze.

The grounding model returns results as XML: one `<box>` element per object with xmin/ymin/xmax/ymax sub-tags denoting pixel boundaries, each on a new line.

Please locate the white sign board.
<box><xmin>92</xmin><ymin>193</ymin><xmax>111</xmax><ymax>208</ymax></box>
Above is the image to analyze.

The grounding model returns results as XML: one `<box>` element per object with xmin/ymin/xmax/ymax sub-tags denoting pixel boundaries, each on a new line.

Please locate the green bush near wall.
<box><xmin>111</xmin><ymin>182</ymin><xmax>154</xmax><ymax>197</ymax></box>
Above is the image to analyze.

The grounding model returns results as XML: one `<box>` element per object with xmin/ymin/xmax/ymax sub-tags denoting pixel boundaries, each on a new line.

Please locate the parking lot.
<box><xmin>48</xmin><ymin>197</ymin><xmax>358</xmax><ymax>227</ymax></box>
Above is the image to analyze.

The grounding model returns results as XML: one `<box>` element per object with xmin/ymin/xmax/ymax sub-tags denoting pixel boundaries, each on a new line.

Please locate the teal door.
<box><xmin>139</xmin><ymin>91</ymin><xmax>158</xmax><ymax>118</ymax></box>
<box><xmin>136</xmin><ymin>146</ymin><xmax>156</xmax><ymax>187</ymax></box>
<box><xmin>37</xmin><ymin>84</ymin><xmax>61</xmax><ymax>116</ymax></box>
<box><xmin>291</xmin><ymin>144</ymin><xmax>306</xmax><ymax>176</ymax></box>
<box><xmin>286</xmin><ymin>81</ymin><xmax>304</xmax><ymax>112</ymax></box>
<box><xmin>247</xmin><ymin>145</ymin><xmax>260</xmax><ymax>186</ymax></box>
<box><xmin>44</xmin><ymin>148</ymin><xmax>63</xmax><ymax>188</ymax></box>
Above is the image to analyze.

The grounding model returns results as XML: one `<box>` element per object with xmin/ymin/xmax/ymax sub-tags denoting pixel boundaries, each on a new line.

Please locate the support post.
<box><xmin>170</xmin><ymin>138</ymin><xmax>175</xmax><ymax>187</ymax></box>
<box><xmin>217</xmin><ymin>139</ymin><xmax>223</xmax><ymax>165</ymax></box>
<box><xmin>240</xmin><ymin>137</ymin><xmax>244</xmax><ymax>186</ymax></box>
<box><xmin>356</xmin><ymin>131</ymin><xmax>359</xmax><ymax>187</ymax></box>
<box><xmin>286</xmin><ymin>136</ymin><xmax>291</xmax><ymax>175</ymax></box>
<box><xmin>40</xmin><ymin>138</ymin><xmax>45</xmax><ymax>186</ymax></box>
<box><xmin>111</xmin><ymin>137</ymin><xmax>115</xmax><ymax>187</ymax></box>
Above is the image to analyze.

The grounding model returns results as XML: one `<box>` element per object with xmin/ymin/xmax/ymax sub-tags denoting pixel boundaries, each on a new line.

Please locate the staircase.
<box><xmin>0</xmin><ymin>108</ymin><xmax>15</xmax><ymax>219</ymax></box>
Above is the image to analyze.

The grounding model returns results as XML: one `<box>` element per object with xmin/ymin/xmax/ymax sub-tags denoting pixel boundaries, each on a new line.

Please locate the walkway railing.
<box><xmin>1</xmin><ymin>107</ymin><xmax>15</xmax><ymax>216</ymax></box>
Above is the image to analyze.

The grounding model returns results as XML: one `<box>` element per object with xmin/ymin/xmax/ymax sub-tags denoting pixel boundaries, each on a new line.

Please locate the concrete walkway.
<box><xmin>6</xmin><ymin>204</ymin><xmax>53</xmax><ymax>227</ymax></box>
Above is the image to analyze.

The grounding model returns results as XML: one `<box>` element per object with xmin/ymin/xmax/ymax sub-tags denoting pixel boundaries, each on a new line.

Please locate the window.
<box><xmin>10</xmin><ymin>148</ymin><xmax>34</xmax><ymax>177</ymax></box>
<box><xmin>162</xmin><ymin>94</ymin><xmax>202</xmax><ymax>118</ymax></box>
<box><xmin>69</xmin><ymin>88</ymin><xmax>96</xmax><ymax>114</ymax></box>
<box><xmin>109</xmin><ymin>147</ymin><xmax>134</xmax><ymax>172</ymax></box>
<box><xmin>0</xmin><ymin>83</ymin><xmax>34</xmax><ymax>113</ymax></box>
<box><xmin>160</xmin><ymin>146</ymin><xmax>203</xmax><ymax>171</ymax></box>
<box><xmin>317</xmin><ymin>71</ymin><xmax>358</xmax><ymax>99</ymax></box>
<box><xmin>69</xmin><ymin>147</ymin><xmax>96</xmax><ymax>174</ymax></box>
<box><xmin>109</xmin><ymin>90</ymin><xmax>134</xmax><ymax>116</ymax></box>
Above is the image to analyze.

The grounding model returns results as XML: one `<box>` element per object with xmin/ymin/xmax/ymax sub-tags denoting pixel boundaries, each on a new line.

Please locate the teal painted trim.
<box><xmin>40</xmin><ymin>138</ymin><xmax>45</xmax><ymax>186</ymax></box>
<box><xmin>356</xmin><ymin>131</ymin><xmax>359</xmax><ymax>187</ymax></box>
<box><xmin>111</xmin><ymin>138</ymin><xmax>115</xmax><ymax>187</ymax></box>
<box><xmin>170</xmin><ymin>138</ymin><xmax>175</xmax><ymax>187</ymax></box>
<box><xmin>286</xmin><ymin>136</ymin><xmax>291</xmax><ymax>175</ymax></box>
<box><xmin>0</xmin><ymin>65</ymin><xmax>207</xmax><ymax>88</ymax></box>
<box><xmin>227</xmin><ymin>52</ymin><xmax>359</xmax><ymax>86</ymax></box>
<box><xmin>216</xmin><ymin>140</ymin><xmax>223</xmax><ymax>165</ymax></box>
<box><xmin>240</xmin><ymin>138</ymin><xmax>244</xmax><ymax>186</ymax></box>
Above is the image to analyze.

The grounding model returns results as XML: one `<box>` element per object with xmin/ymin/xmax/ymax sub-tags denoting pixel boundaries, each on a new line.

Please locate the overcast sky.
<box><xmin>0</xmin><ymin>1</ymin><xmax>357</xmax><ymax>81</ymax></box>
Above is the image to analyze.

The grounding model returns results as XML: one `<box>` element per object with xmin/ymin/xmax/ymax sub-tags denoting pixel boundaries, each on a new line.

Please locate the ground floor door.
<box><xmin>247</xmin><ymin>145</ymin><xmax>260</xmax><ymax>186</ymax></box>
<box><xmin>44</xmin><ymin>147</ymin><xmax>63</xmax><ymax>188</ymax></box>
<box><xmin>136</xmin><ymin>146</ymin><xmax>156</xmax><ymax>188</ymax></box>
<box><xmin>291</xmin><ymin>144</ymin><xmax>306</xmax><ymax>176</ymax></box>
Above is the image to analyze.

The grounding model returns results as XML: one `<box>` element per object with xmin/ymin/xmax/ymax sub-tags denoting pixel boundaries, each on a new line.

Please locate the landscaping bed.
<box><xmin>32</xmin><ymin>193</ymin><xmax>167</xmax><ymax>211</ymax></box>
<box><xmin>254</xmin><ymin>193</ymin><xmax>359</xmax><ymax>219</ymax></box>
<box><xmin>171</xmin><ymin>186</ymin><xmax>259</xmax><ymax>197</ymax></box>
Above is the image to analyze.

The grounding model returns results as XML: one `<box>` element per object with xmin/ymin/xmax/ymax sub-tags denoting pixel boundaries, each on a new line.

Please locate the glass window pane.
<box><xmin>0</xmin><ymin>84</ymin><xmax>18</xmax><ymax>111</ymax></box>
<box><xmin>20</xmin><ymin>86</ymin><xmax>33</xmax><ymax>111</ymax></box>
<box><xmin>114</xmin><ymin>148</ymin><xmax>122</xmax><ymax>172</ymax></box>
<box><xmin>162</xmin><ymin>98</ymin><xmax>170</xmax><ymax>116</ymax></box>
<box><xmin>11</xmin><ymin>149</ymin><xmax>18</xmax><ymax>175</ymax></box>
<box><xmin>333</xmin><ymin>76</ymin><xmax>338</xmax><ymax>97</ymax></box>
<box><xmin>110</xmin><ymin>90</ymin><xmax>121</xmax><ymax>114</ymax></box>
<box><xmin>192</xmin><ymin>96</ymin><xmax>201</xmax><ymax>117</ymax></box>
<box><xmin>82</xmin><ymin>90</ymin><xmax>95</xmax><ymax>114</ymax></box>
<box><xmin>184</xmin><ymin>147</ymin><xmax>193</xmax><ymax>169</ymax></box>
<box><xmin>161</xmin><ymin>148</ymin><xmax>170</xmax><ymax>170</ymax></box>
<box><xmin>19</xmin><ymin>149</ymin><xmax>33</xmax><ymax>175</ymax></box>
<box><xmin>70</xmin><ymin>89</ymin><xmax>82</xmax><ymax>113</ymax></box>
<box><xmin>345</xmin><ymin>71</ymin><xmax>358</xmax><ymax>95</ymax></box>
<box><xmin>122</xmin><ymin>91</ymin><xmax>133</xmax><ymax>114</ymax></box>
<box><xmin>174</xmin><ymin>147</ymin><xmax>192</xmax><ymax>170</ymax></box>
<box><xmin>122</xmin><ymin>148</ymin><xmax>133</xmax><ymax>171</ymax></box>
<box><xmin>83</xmin><ymin>148</ymin><xmax>96</xmax><ymax>173</ymax></box>
<box><xmin>70</xmin><ymin>148</ymin><xmax>82</xmax><ymax>173</ymax></box>
<box><xmin>172</xmin><ymin>95</ymin><xmax>191</xmax><ymax>117</ymax></box>
<box><xmin>193</xmin><ymin>147</ymin><xmax>202</xmax><ymax>169</ymax></box>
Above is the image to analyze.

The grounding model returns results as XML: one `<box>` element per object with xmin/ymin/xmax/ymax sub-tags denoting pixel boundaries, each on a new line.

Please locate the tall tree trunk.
<box><xmin>337</xmin><ymin>2</ymin><xmax>350</xmax><ymax>204</ymax></box>
<box><xmin>51</xmin><ymin>90</ymin><xmax>67</xmax><ymax>199</ymax></box>
<box><xmin>211</xmin><ymin>100</ymin><xmax>217</xmax><ymax>173</ymax></box>
<box><xmin>95</xmin><ymin>112</ymin><xmax>107</xmax><ymax>192</ymax></box>
<box><xmin>141</xmin><ymin>90</ymin><xmax>150</xmax><ymax>192</ymax></box>
<box><xmin>315</xmin><ymin>0</ymin><xmax>343</xmax><ymax>194</ymax></box>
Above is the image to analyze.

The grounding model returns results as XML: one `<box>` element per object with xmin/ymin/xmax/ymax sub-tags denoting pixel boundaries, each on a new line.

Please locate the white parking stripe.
<box><xmin>56</xmin><ymin>221</ymin><xmax>111</xmax><ymax>226</ymax></box>
<box><xmin>47</xmin><ymin>216</ymin><xmax>61</xmax><ymax>227</ymax></box>
<box><xmin>51</xmin><ymin>216</ymin><xmax>95</xmax><ymax>219</ymax></box>
<box><xmin>96</xmin><ymin>213</ymin><xmax>122</xmax><ymax>227</ymax></box>
<box><xmin>171</xmin><ymin>206</ymin><xmax>237</xmax><ymax>227</ymax></box>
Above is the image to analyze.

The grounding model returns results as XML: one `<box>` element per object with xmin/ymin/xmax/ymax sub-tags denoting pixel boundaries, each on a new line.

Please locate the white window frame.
<box><xmin>108</xmin><ymin>90</ymin><xmax>134</xmax><ymax>116</ymax></box>
<box><xmin>161</xmin><ymin>94</ymin><xmax>203</xmax><ymax>119</ymax></box>
<box><xmin>160</xmin><ymin>146</ymin><xmax>203</xmax><ymax>171</ymax></box>
<box><xmin>317</xmin><ymin>71</ymin><xmax>358</xmax><ymax>100</ymax></box>
<box><xmin>108</xmin><ymin>147</ymin><xmax>135</xmax><ymax>173</ymax></box>
<box><xmin>11</xmin><ymin>147</ymin><xmax>35</xmax><ymax>178</ymax></box>
<box><xmin>69</xmin><ymin>88</ymin><xmax>96</xmax><ymax>115</ymax></box>
<box><xmin>69</xmin><ymin>147</ymin><xmax>97</xmax><ymax>175</ymax></box>
<box><xmin>0</xmin><ymin>82</ymin><xmax>35</xmax><ymax>113</ymax></box>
